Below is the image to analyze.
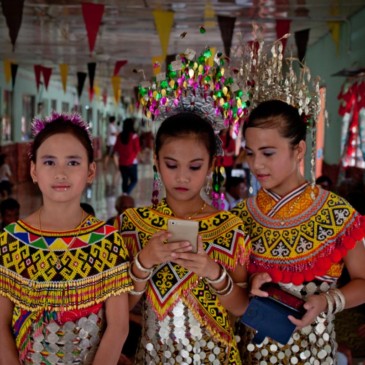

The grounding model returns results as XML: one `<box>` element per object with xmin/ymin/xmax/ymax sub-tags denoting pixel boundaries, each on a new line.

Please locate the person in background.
<box><xmin>315</xmin><ymin>174</ymin><xmax>333</xmax><ymax>191</ymax></box>
<box><xmin>231</xmin><ymin>99</ymin><xmax>365</xmax><ymax>365</ymax></box>
<box><xmin>113</xmin><ymin>118</ymin><xmax>141</xmax><ymax>195</ymax></box>
<box><xmin>107</xmin><ymin>194</ymin><xmax>135</xmax><ymax>228</ymax></box>
<box><xmin>0</xmin><ymin>113</ymin><xmax>132</xmax><ymax>365</ymax></box>
<box><xmin>104</xmin><ymin>116</ymin><xmax>118</xmax><ymax>169</ymax></box>
<box><xmin>0</xmin><ymin>197</ymin><xmax>20</xmax><ymax>231</ymax></box>
<box><xmin>80</xmin><ymin>201</ymin><xmax>96</xmax><ymax>216</ymax></box>
<box><xmin>222</xmin><ymin>175</ymin><xmax>248</xmax><ymax>210</ymax></box>
<box><xmin>0</xmin><ymin>153</ymin><xmax>14</xmax><ymax>199</ymax></box>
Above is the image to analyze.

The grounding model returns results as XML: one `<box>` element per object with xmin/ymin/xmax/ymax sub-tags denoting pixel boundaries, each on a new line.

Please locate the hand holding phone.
<box><xmin>167</xmin><ymin>219</ymin><xmax>199</xmax><ymax>253</ymax></box>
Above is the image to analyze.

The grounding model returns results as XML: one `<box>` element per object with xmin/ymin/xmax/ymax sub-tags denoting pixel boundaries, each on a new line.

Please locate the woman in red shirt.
<box><xmin>113</xmin><ymin>118</ymin><xmax>141</xmax><ymax>195</ymax></box>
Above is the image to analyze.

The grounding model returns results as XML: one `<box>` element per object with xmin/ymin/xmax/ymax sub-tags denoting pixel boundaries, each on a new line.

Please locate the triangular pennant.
<box><xmin>204</xmin><ymin>0</ymin><xmax>215</xmax><ymax>29</ymax></box>
<box><xmin>327</xmin><ymin>21</ymin><xmax>341</xmax><ymax>54</ymax></box>
<box><xmin>77</xmin><ymin>71</ymin><xmax>87</xmax><ymax>99</ymax></box>
<box><xmin>11</xmin><ymin>63</ymin><xmax>18</xmax><ymax>88</ymax></box>
<box><xmin>87</xmin><ymin>62</ymin><xmax>96</xmax><ymax>91</ymax></box>
<box><xmin>4</xmin><ymin>60</ymin><xmax>12</xmax><ymax>84</ymax></box>
<box><xmin>152</xmin><ymin>10</ymin><xmax>174</xmax><ymax>58</ymax></box>
<box><xmin>1</xmin><ymin>0</ymin><xmax>25</xmax><ymax>51</ymax></box>
<box><xmin>102</xmin><ymin>88</ymin><xmax>108</xmax><ymax>106</ymax></box>
<box><xmin>34</xmin><ymin>65</ymin><xmax>42</xmax><ymax>92</ymax></box>
<box><xmin>113</xmin><ymin>60</ymin><xmax>128</xmax><ymax>76</ymax></box>
<box><xmin>41</xmin><ymin>66</ymin><xmax>52</xmax><ymax>91</ymax></box>
<box><xmin>81</xmin><ymin>2</ymin><xmax>105</xmax><ymax>54</ymax></box>
<box><xmin>59</xmin><ymin>64</ymin><xmax>68</xmax><ymax>93</ymax></box>
<box><xmin>217</xmin><ymin>15</ymin><xmax>236</xmax><ymax>58</ymax></box>
<box><xmin>111</xmin><ymin>75</ymin><xmax>121</xmax><ymax>104</ymax></box>
<box><xmin>294</xmin><ymin>28</ymin><xmax>310</xmax><ymax>63</ymax></box>
<box><xmin>88</xmin><ymin>87</ymin><xmax>95</xmax><ymax>102</ymax></box>
<box><xmin>275</xmin><ymin>19</ymin><xmax>291</xmax><ymax>52</ymax></box>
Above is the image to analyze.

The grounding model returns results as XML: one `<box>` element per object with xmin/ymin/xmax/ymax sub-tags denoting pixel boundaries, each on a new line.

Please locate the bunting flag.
<box><xmin>88</xmin><ymin>87</ymin><xmax>95</xmax><ymax>102</ymax></box>
<box><xmin>87</xmin><ymin>62</ymin><xmax>96</xmax><ymax>91</ymax></box>
<box><xmin>4</xmin><ymin>59</ymin><xmax>12</xmax><ymax>84</ymax></box>
<box><xmin>41</xmin><ymin>66</ymin><xmax>52</xmax><ymax>91</ymax></box>
<box><xmin>204</xmin><ymin>0</ymin><xmax>215</xmax><ymax>29</ymax></box>
<box><xmin>152</xmin><ymin>10</ymin><xmax>174</xmax><ymax>58</ymax></box>
<box><xmin>34</xmin><ymin>65</ymin><xmax>42</xmax><ymax>92</ymax></box>
<box><xmin>11</xmin><ymin>63</ymin><xmax>18</xmax><ymax>88</ymax></box>
<box><xmin>81</xmin><ymin>2</ymin><xmax>105</xmax><ymax>54</ymax></box>
<box><xmin>1</xmin><ymin>0</ymin><xmax>25</xmax><ymax>51</ymax></box>
<box><xmin>77</xmin><ymin>71</ymin><xmax>87</xmax><ymax>99</ymax></box>
<box><xmin>275</xmin><ymin>19</ymin><xmax>292</xmax><ymax>52</ymax></box>
<box><xmin>59</xmin><ymin>64</ymin><xmax>68</xmax><ymax>93</ymax></box>
<box><xmin>328</xmin><ymin>21</ymin><xmax>341</xmax><ymax>53</ymax></box>
<box><xmin>111</xmin><ymin>75</ymin><xmax>121</xmax><ymax>104</ymax></box>
<box><xmin>102</xmin><ymin>88</ymin><xmax>108</xmax><ymax>106</ymax></box>
<box><xmin>217</xmin><ymin>16</ymin><xmax>236</xmax><ymax>58</ymax></box>
<box><xmin>152</xmin><ymin>55</ymin><xmax>164</xmax><ymax>76</ymax></box>
<box><xmin>113</xmin><ymin>60</ymin><xmax>128</xmax><ymax>76</ymax></box>
<box><xmin>294</xmin><ymin>28</ymin><xmax>310</xmax><ymax>63</ymax></box>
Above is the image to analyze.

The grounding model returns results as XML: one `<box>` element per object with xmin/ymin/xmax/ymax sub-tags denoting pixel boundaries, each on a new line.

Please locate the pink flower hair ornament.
<box><xmin>31</xmin><ymin>112</ymin><xmax>92</xmax><ymax>141</ymax></box>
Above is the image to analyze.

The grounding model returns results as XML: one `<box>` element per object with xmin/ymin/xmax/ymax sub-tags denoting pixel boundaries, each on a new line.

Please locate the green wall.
<box><xmin>306</xmin><ymin>6</ymin><xmax>365</xmax><ymax>165</ymax></box>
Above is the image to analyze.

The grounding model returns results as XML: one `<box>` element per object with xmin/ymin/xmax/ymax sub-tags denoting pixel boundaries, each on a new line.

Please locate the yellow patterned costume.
<box><xmin>231</xmin><ymin>184</ymin><xmax>365</xmax><ymax>365</ymax></box>
<box><xmin>0</xmin><ymin>215</ymin><xmax>132</xmax><ymax>365</ymax></box>
<box><xmin>120</xmin><ymin>199</ymin><xmax>250</xmax><ymax>365</ymax></box>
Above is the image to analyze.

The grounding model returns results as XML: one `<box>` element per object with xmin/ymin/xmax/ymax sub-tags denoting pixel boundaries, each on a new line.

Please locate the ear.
<box><xmin>296</xmin><ymin>140</ymin><xmax>306</xmax><ymax>161</ymax></box>
<box><xmin>153</xmin><ymin>154</ymin><xmax>160</xmax><ymax>172</ymax></box>
<box><xmin>87</xmin><ymin>162</ymin><xmax>97</xmax><ymax>184</ymax></box>
<box><xmin>30</xmin><ymin>161</ymin><xmax>37</xmax><ymax>183</ymax></box>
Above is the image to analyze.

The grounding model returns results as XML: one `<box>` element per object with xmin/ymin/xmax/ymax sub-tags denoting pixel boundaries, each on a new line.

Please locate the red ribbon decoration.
<box><xmin>275</xmin><ymin>19</ymin><xmax>292</xmax><ymax>52</ymax></box>
<box><xmin>113</xmin><ymin>60</ymin><xmax>128</xmax><ymax>76</ymax></box>
<box><xmin>41</xmin><ymin>66</ymin><xmax>52</xmax><ymax>91</ymax></box>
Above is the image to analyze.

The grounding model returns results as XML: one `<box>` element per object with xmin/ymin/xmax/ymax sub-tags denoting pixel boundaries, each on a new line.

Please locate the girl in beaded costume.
<box><xmin>0</xmin><ymin>114</ymin><xmax>132</xmax><ymax>365</ymax></box>
<box><xmin>231</xmin><ymin>100</ymin><xmax>365</xmax><ymax>365</ymax></box>
<box><xmin>120</xmin><ymin>112</ymin><xmax>251</xmax><ymax>364</ymax></box>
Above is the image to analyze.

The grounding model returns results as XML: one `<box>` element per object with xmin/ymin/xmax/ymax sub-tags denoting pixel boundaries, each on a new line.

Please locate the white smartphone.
<box><xmin>167</xmin><ymin>219</ymin><xmax>199</xmax><ymax>253</ymax></box>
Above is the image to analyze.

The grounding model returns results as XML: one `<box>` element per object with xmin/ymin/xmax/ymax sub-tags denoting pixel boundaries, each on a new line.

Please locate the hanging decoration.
<box><xmin>152</xmin><ymin>55</ymin><xmax>164</xmax><ymax>76</ymax></box>
<box><xmin>1</xmin><ymin>0</ymin><xmax>25</xmax><ymax>51</ymax></box>
<box><xmin>294</xmin><ymin>28</ymin><xmax>310</xmax><ymax>63</ymax></box>
<box><xmin>102</xmin><ymin>88</ymin><xmax>108</xmax><ymax>106</ymax></box>
<box><xmin>42</xmin><ymin>66</ymin><xmax>52</xmax><ymax>91</ymax></box>
<box><xmin>11</xmin><ymin>63</ymin><xmax>18</xmax><ymax>89</ymax></box>
<box><xmin>111</xmin><ymin>75</ymin><xmax>121</xmax><ymax>104</ymax></box>
<box><xmin>338</xmin><ymin>78</ymin><xmax>365</xmax><ymax>169</ymax></box>
<box><xmin>77</xmin><ymin>71</ymin><xmax>87</xmax><ymax>99</ymax></box>
<box><xmin>275</xmin><ymin>19</ymin><xmax>291</xmax><ymax>52</ymax></box>
<box><xmin>34</xmin><ymin>65</ymin><xmax>42</xmax><ymax>92</ymax></box>
<box><xmin>87</xmin><ymin>62</ymin><xmax>96</xmax><ymax>94</ymax></box>
<box><xmin>152</xmin><ymin>10</ymin><xmax>174</xmax><ymax>58</ymax></box>
<box><xmin>113</xmin><ymin>60</ymin><xmax>128</xmax><ymax>76</ymax></box>
<box><xmin>81</xmin><ymin>2</ymin><xmax>105</xmax><ymax>54</ymax></box>
<box><xmin>59</xmin><ymin>64</ymin><xmax>69</xmax><ymax>93</ymax></box>
<box><xmin>204</xmin><ymin>0</ymin><xmax>215</xmax><ymax>29</ymax></box>
<box><xmin>217</xmin><ymin>15</ymin><xmax>236</xmax><ymax>58</ymax></box>
<box><xmin>327</xmin><ymin>0</ymin><xmax>341</xmax><ymax>53</ymax></box>
<box><xmin>3</xmin><ymin>60</ymin><xmax>11</xmax><ymax>84</ymax></box>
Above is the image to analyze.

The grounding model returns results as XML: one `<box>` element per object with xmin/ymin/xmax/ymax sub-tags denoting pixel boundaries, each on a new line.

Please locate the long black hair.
<box><xmin>120</xmin><ymin>118</ymin><xmax>136</xmax><ymax>144</ymax></box>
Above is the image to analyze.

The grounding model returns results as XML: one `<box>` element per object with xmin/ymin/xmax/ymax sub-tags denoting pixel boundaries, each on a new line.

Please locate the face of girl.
<box><xmin>156</xmin><ymin>135</ymin><xmax>211</xmax><ymax>204</ymax></box>
<box><xmin>30</xmin><ymin>133</ymin><xmax>96</xmax><ymax>205</ymax></box>
<box><xmin>244</xmin><ymin>127</ymin><xmax>306</xmax><ymax>196</ymax></box>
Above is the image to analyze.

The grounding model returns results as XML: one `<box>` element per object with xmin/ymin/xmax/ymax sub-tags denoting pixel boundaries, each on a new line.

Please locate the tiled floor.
<box><xmin>13</xmin><ymin>160</ymin><xmax>154</xmax><ymax>221</ymax></box>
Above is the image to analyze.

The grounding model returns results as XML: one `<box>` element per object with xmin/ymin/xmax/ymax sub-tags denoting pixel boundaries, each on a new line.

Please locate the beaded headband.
<box><xmin>31</xmin><ymin>112</ymin><xmax>92</xmax><ymax>141</ymax></box>
<box><xmin>138</xmin><ymin>48</ymin><xmax>251</xmax><ymax>155</ymax></box>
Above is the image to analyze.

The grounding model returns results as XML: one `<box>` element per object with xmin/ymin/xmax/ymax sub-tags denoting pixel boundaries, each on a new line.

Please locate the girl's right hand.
<box><xmin>250</xmin><ymin>272</ymin><xmax>272</xmax><ymax>297</ymax></box>
<box><xmin>138</xmin><ymin>231</ymin><xmax>193</xmax><ymax>268</ymax></box>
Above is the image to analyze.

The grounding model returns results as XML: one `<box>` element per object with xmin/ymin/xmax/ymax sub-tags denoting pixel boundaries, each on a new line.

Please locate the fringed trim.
<box><xmin>184</xmin><ymin>288</ymin><xmax>233</xmax><ymax>347</ymax></box>
<box><xmin>250</xmin><ymin>215</ymin><xmax>365</xmax><ymax>285</ymax></box>
<box><xmin>146</xmin><ymin>272</ymin><xmax>200</xmax><ymax>320</ymax></box>
<box><xmin>0</xmin><ymin>263</ymin><xmax>133</xmax><ymax>311</ymax></box>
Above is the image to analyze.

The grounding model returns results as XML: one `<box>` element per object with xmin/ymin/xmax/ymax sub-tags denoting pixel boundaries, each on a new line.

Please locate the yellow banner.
<box><xmin>204</xmin><ymin>0</ymin><xmax>215</xmax><ymax>29</ymax></box>
<box><xmin>4</xmin><ymin>59</ymin><xmax>11</xmax><ymax>84</ymax></box>
<box><xmin>111</xmin><ymin>75</ymin><xmax>121</xmax><ymax>104</ymax></box>
<box><xmin>152</xmin><ymin>10</ymin><xmax>174</xmax><ymax>58</ymax></box>
<box><xmin>59</xmin><ymin>64</ymin><xmax>68</xmax><ymax>93</ymax></box>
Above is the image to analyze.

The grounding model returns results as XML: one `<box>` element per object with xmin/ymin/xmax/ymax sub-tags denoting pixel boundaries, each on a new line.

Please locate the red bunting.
<box><xmin>34</xmin><ymin>65</ymin><xmax>42</xmax><ymax>92</ymax></box>
<box><xmin>275</xmin><ymin>19</ymin><xmax>291</xmax><ymax>52</ymax></box>
<box><xmin>81</xmin><ymin>2</ymin><xmax>105</xmax><ymax>54</ymax></box>
<box><xmin>113</xmin><ymin>60</ymin><xmax>128</xmax><ymax>76</ymax></box>
<box><xmin>42</xmin><ymin>66</ymin><xmax>52</xmax><ymax>90</ymax></box>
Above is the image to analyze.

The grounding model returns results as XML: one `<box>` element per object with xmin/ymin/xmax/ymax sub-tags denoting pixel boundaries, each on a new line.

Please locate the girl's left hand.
<box><xmin>288</xmin><ymin>293</ymin><xmax>327</xmax><ymax>329</ymax></box>
<box><xmin>170</xmin><ymin>236</ymin><xmax>219</xmax><ymax>279</ymax></box>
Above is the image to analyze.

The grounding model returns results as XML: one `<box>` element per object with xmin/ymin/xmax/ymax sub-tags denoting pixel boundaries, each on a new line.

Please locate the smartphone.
<box><xmin>167</xmin><ymin>219</ymin><xmax>199</xmax><ymax>253</ymax></box>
